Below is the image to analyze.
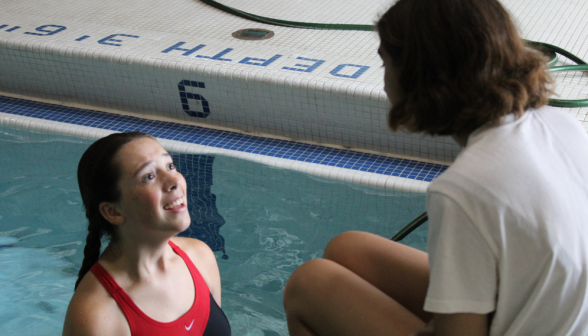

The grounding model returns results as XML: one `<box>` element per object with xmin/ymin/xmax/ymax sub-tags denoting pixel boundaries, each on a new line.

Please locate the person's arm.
<box><xmin>424</xmin><ymin>191</ymin><xmax>497</xmax><ymax>336</ymax></box>
<box><xmin>435</xmin><ymin>313</ymin><xmax>488</xmax><ymax>336</ymax></box>
<box><xmin>414</xmin><ymin>313</ymin><xmax>488</xmax><ymax>336</ymax></box>
<box><xmin>413</xmin><ymin>318</ymin><xmax>434</xmax><ymax>336</ymax></box>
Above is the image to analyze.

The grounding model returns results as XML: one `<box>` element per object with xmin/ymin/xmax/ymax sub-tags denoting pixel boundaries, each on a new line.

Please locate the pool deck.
<box><xmin>0</xmin><ymin>0</ymin><xmax>587</xmax><ymax>191</ymax></box>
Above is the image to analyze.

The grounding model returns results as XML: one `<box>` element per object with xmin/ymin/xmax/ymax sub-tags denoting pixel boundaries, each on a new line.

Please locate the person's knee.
<box><xmin>323</xmin><ymin>231</ymin><xmax>366</xmax><ymax>262</ymax></box>
<box><xmin>283</xmin><ymin>259</ymin><xmax>336</xmax><ymax>313</ymax></box>
<box><xmin>284</xmin><ymin>259</ymin><xmax>324</xmax><ymax>302</ymax></box>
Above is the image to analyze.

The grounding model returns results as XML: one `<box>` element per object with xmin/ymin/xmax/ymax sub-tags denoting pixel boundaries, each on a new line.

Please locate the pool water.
<box><xmin>0</xmin><ymin>126</ymin><xmax>428</xmax><ymax>335</ymax></box>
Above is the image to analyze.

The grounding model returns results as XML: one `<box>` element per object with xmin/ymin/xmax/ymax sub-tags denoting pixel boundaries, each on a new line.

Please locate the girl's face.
<box><xmin>379</xmin><ymin>45</ymin><xmax>403</xmax><ymax>106</ymax></box>
<box><xmin>113</xmin><ymin>138</ymin><xmax>190</xmax><ymax>235</ymax></box>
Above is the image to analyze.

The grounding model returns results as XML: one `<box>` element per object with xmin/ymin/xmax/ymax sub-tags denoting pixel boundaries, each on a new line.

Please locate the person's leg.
<box><xmin>284</xmin><ymin>231</ymin><xmax>431</xmax><ymax>336</ymax></box>
<box><xmin>323</xmin><ymin>231</ymin><xmax>431</xmax><ymax>321</ymax></box>
<box><xmin>284</xmin><ymin>258</ymin><xmax>426</xmax><ymax>336</ymax></box>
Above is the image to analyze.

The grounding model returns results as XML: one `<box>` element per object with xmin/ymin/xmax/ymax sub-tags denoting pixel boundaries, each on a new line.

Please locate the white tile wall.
<box><xmin>0</xmin><ymin>0</ymin><xmax>586</xmax><ymax>162</ymax></box>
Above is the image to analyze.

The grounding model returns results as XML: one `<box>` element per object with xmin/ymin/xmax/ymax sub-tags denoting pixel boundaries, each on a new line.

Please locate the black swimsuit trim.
<box><xmin>202</xmin><ymin>293</ymin><xmax>231</xmax><ymax>336</ymax></box>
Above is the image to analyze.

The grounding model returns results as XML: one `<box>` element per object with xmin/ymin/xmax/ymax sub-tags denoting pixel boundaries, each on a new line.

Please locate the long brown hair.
<box><xmin>75</xmin><ymin>131</ymin><xmax>154</xmax><ymax>290</ymax></box>
<box><xmin>377</xmin><ymin>0</ymin><xmax>552</xmax><ymax>136</ymax></box>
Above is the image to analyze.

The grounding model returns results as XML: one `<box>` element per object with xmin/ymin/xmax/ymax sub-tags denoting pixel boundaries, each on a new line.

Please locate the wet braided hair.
<box><xmin>75</xmin><ymin>131</ymin><xmax>154</xmax><ymax>290</ymax></box>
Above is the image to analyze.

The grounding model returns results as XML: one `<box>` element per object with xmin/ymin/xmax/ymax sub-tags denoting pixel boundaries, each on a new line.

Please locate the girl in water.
<box><xmin>283</xmin><ymin>0</ymin><xmax>588</xmax><ymax>335</ymax></box>
<box><xmin>63</xmin><ymin>132</ymin><xmax>231</xmax><ymax>335</ymax></box>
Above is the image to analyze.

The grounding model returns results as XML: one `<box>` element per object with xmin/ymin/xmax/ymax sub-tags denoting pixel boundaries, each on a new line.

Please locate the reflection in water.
<box><xmin>173</xmin><ymin>154</ymin><xmax>229</xmax><ymax>259</ymax></box>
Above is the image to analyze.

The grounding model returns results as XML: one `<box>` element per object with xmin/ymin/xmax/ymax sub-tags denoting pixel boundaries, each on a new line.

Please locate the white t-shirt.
<box><xmin>424</xmin><ymin>106</ymin><xmax>588</xmax><ymax>335</ymax></box>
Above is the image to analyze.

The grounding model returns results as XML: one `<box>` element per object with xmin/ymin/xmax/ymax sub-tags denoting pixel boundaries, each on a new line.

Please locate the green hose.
<box><xmin>201</xmin><ymin>0</ymin><xmax>588</xmax><ymax>108</ymax></box>
<box><xmin>547</xmin><ymin>64</ymin><xmax>588</xmax><ymax>108</ymax></box>
<box><xmin>200</xmin><ymin>0</ymin><xmax>374</xmax><ymax>30</ymax></box>
<box><xmin>391</xmin><ymin>212</ymin><xmax>428</xmax><ymax>242</ymax></box>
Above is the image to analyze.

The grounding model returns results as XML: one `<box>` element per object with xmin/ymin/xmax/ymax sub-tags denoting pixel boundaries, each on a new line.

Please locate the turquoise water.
<box><xmin>0</xmin><ymin>126</ymin><xmax>428</xmax><ymax>335</ymax></box>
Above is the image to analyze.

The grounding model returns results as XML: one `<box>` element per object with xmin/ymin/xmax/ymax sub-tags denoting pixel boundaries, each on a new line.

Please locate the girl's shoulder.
<box><xmin>170</xmin><ymin>237</ymin><xmax>222</xmax><ymax>305</ymax></box>
<box><xmin>170</xmin><ymin>237</ymin><xmax>218</xmax><ymax>276</ymax></box>
<box><xmin>171</xmin><ymin>236</ymin><xmax>211</xmax><ymax>252</ymax></box>
<box><xmin>62</xmin><ymin>271</ymin><xmax>131</xmax><ymax>336</ymax></box>
<box><xmin>170</xmin><ymin>236</ymin><xmax>216</xmax><ymax>264</ymax></box>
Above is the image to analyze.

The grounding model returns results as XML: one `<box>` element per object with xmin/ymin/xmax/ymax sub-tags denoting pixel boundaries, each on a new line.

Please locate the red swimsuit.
<box><xmin>90</xmin><ymin>241</ymin><xmax>231</xmax><ymax>336</ymax></box>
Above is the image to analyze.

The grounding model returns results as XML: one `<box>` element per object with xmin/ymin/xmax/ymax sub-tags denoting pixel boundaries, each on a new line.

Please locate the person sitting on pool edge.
<box><xmin>63</xmin><ymin>132</ymin><xmax>231</xmax><ymax>336</ymax></box>
<box><xmin>283</xmin><ymin>0</ymin><xmax>588</xmax><ymax>335</ymax></box>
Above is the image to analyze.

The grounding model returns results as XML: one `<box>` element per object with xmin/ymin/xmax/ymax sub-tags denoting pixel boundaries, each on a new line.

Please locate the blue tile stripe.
<box><xmin>0</xmin><ymin>96</ymin><xmax>448</xmax><ymax>182</ymax></box>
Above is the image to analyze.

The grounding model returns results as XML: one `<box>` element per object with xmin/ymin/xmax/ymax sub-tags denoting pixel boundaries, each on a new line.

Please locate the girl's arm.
<box><xmin>414</xmin><ymin>313</ymin><xmax>488</xmax><ymax>336</ymax></box>
<box><xmin>62</xmin><ymin>274</ymin><xmax>131</xmax><ymax>336</ymax></box>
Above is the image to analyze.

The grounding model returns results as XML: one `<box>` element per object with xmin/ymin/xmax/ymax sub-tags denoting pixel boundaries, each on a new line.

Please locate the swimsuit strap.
<box><xmin>90</xmin><ymin>262</ymin><xmax>138</xmax><ymax>333</ymax></box>
<box><xmin>168</xmin><ymin>240</ymin><xmax>212</xmax><ymax>334</ymax></box>
<box><xmin>168</xmin><ymin>240</ymin><xmax>210</xmax><ymax>290</ymax></box>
